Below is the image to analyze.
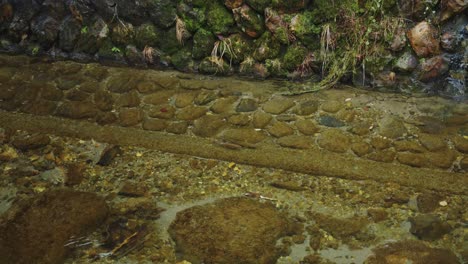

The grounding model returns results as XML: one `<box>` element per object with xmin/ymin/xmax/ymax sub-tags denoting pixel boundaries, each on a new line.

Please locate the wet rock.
<box><xmin>143</xmin><ymin>118</ymin><xmax>168</xmax><ymax>131</ymax></box>
<box><xmin>252</xmin><ymin>111</ymin><xmax>272</xmax><ymax>128</ymax></box>
<box><xmin>267</xmin><ymin>122</ymin><xmax>294</xmax><ymax>138</ymax></box>
<box><xmin>31</xmin><ymin>15</ymin><xmax>60</xmax><ymax>47</ymax></box>
<box><xmin>394</xmin><ymin>140</ymin><xmax>425</xmax><ymax>153</ymax></box>
<box><xmin>417</xmin><ymin>192</ymin><xmax>443</xmax><ymax>213</ymax></box>
<box><xmin>232</xmin><ymin>4</ymin><xmax>265</xmax><ymax>38</ymax></box>
<box><xmin>106</xmin><ymin>74</ymin><xmax>136</xmax><ymax>94</ymax></box>
<box><xmin>119</xmin><ymin>108</ymin><xmax>142</xmax><ymax>127</ymax></box>
<box><xmin>370</xmin><ymin>137</ymin><xmax>392</xmax><ymax>150</ymax></box>
<box><xmin>415</xmin><ymin>116</ymin><xmax>446</xmax><ymax>134</ymax></box>
<box><xmin>263</xmin><ymin>97</ymin><xmax>295</xmax><ymax>114</ymax></box>
<box><xmin>193</xmin><ymin>115</ymin><xmax>226</xmax><ymax>137</ymax></box>
<box><xmin>147</xmin><ymin>105</ymin><xmax>175</xmax><ymax>119</ymax></box>
<box><xmin>453</xmin><ymin>135</ymin><xmax>468</xmax><ymax>153</ymax></box>
<box><xmin>65</xmin><ymin>163</ymin><xmax>86</xmax><ymax>187</ymax></box>
<box><xmin>66</xmin><ymin>89</ymin><xmax>89</xmax><ymax>101</ymax></box>
<box><xmin>407</xmin><ymin>21</ymin><xmax>440</xmax><ymax>58</ymax></box>
<box><xmin>21</xmin><ymin>100</ymin><xmax>57</xmax><ymax>116</ymax></box>
<box><xmin>277</xmin><ymin>135</ymin><xmax>313</xmax><ymax>149</ymax></box>
<box><xmin>317</xmin><ymin>129</ymin><xmax>350</xmax><ymax>153</ymax></box>
<box><xmin>97</xmin><ymin>146</ymin><xmax>123</xmax><ymax>166</ymax></box>
<box><xmin>176</xmin><ymin>106</ymin><xmax>208</xmax><ymax>120</ymax></box>
<box><xmin>96</xmin><ymin>112</ymin><xmax>118</xmax><ymax>125</ymax></box>
<box><xmin>236</xmin><ymin>98</ymin><xmax>258</xmax><ymax>112</ymax></box>
<box><xmin>351</xmin><ymin>142</ymin><xmax>372</xmax><ymax>157</ymax></box>
<box><xmin>194</xmin><ymin>90</ymin><xmax>218</xmax><ymax>105</ymax></box>
<box><xmin>40</xmin><ymin>167</ymin><xmax>66</xmax><ymax>185</ymax></box>
<box><xmin>118</xmin><ymin>182</ymin><xmax>148</xmax><ymax>197</ymax></box>
<box><xmin>425</xmin><ymin>150</ymin><xmax>456</xmax><ymax>169</ymax></box>
<box><xmin>394</xmin><ymin>52</ymin><xmax>419</xmax><ymax>73</ymax></box>
<box><xmin>367</xmin><ymin>149</ymin><xmax>396</xmax><ymax>163</ymax></box>
<box><xmin>125</xmin><ymin>45</ymin><xmax>146</xmax><ymax>67</ymax></box>
<box><xmin>0</xmin><ymin>189</ymin><xmax>108</xmax><ymax>264</ymax></box>
<box><xmin>295</xmin><ymin>100</ymin><xmax>319</xmax><ymax>115</ymax></box>
<box><xmin>79</xmin><ymin>81</ymin><xmax>100</xmax><ymax>93</ymax></box>
<box><xmin>295</xmin><ymin>119</ymin><xmax>319</xmax><ymax>135</ymax></box>
<box><xmin>58</xmin><ymin>16</ymin><xmax>81</xmax><ymax>52</ymax></box>
<box><xmin>350</xmin><ymin>122</ymin><xmax>372</xmax><ymax>136</ymax></box>
<box><xmin>441</xmin><ymin>31</ymin><xmax>459</xmax><ymax>51</ymax></box>
<box><xmin>318</xmin><ymin>115</ymin><xmax>345</xmax><ymax>128</ymax></box>
<box><xmin>143</xmin><ymin>90</ymin><xmax>176</xmax><ymax>105</ymax></box>
<box><xmin>11</xmin><ymin>134</ymin><xmax>50</xmax><ymax>151</ymax></box>
<box><xmin>211</xmin><ymin>97</ymin><xmax>237</xmax><ymax>114</ymax></box>
<box><xmin>116</xmin><ymin>90</ymin><xmax>141</xmax><ymax>108</ymax></box>
<box><xmin>136</xmin><ymin>81</ymin><xmax>159</xmax><ymax>94</ymax></box>
<box><xmin>228</xmin><ymin>114</ymin><xmax>251</xmax><ymax>126</ymax></box>
<box><xmin>441</xmin><ymin>0</ymin><xmax>468</xmax><ymax>21</ymax></box>
<box><xmin>309</xmin><ymin>213</ymin><xmax>368</xmax><ymax>239</ymax></box>
<box><xmin>169</xmin><ymin>197</ymin><xmax>300</xmax><ymax>264</ymax></box>
<box><xmin>365</xmin><ymin>240</ymin><xmax>460</xmax><ymax>264</ymax></box>
<box><xmin>378</xmin><ymin>116</ymin><xmax>407</xmax><ymax>138</ymax></box>
<box><xmin>174</xmin><ymin>92</ymin><xmax>198</xmax><ymax>108</ymax></box>
<box><xmin>460</xmin><ymin>156</ymin><xmax>468</xmax><ymax>170</ymax></box>
<box><xmin>418</xmin><ymin>55</ymin><xmax>449</xmax><ymax>82</ymax></box>
<box><xmin>166</xmin><ymin>121</ymin><xmax>188</xmax><ymax>134</ymax></box>
<box><xmin>397</xmin><ymin>152</ymin><xmax>427</xmax><ymax>167</ymax></box>
<box><xmin>367</xmin><ymin>208</ymin><xmax>388</xmax><ymax>222</ymax></box>
<box><xmin>409</xmin><ymin>214</ymin><xmax>452</xmax><ymax>240</ymax></box>
<box><xmin>418</xmin><ymin>133</ymin><xmax>446</xmax><ymax>151</ymax></box>
<box><xmin>220</xmin><ymin>128</ymin><xmax>266</xmax><ymax>146</ymax></box>
<box><xmin>321</xmin><ymin>100</ymin><xmax>342</xmax><ymax>113</ymax></box>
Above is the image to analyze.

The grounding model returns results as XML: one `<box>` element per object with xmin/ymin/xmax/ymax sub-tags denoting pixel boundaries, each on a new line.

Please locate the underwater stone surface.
<box><xmin>168</xmin><ymin>197</ymin><xmax>301</xmax><ymax>264</ymax></box>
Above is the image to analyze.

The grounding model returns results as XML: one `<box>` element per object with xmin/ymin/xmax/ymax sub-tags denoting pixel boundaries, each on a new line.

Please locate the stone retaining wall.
<box><xmin>1</xmin><ymin>55</ymin><xmax>467</xmax><ymax>175</ymax></box>
<box><xmin>0</xmin><ymin>0</ymin><xmax>466</xmax><ymax>99</ymax></box>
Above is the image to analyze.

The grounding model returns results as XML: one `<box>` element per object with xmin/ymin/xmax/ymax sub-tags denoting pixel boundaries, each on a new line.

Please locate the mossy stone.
<box><xmin>224</xmin><ymin>34</ymin><xmax>253</xmax><ymax>64</ymax></box>
<box><xmin>148</xmin><ymin>0</ymin><xmax>177</xmax><ymax>28</ymax></box>
<box><xmin>253</xmin><ymin>32</ymin><xmax>281</xmax><ymax>61</ymax></box>
<box><xmin>246</xmin><ymin>0</ymin><xmax>272</xmax><ymax>13</ymax></box>
<box><xmin>206</xmin><ymin>2</ymin><xmax>235</xmax><ymax>35</ymax></box>
<box><xmin>199</xmin><ymin>57</ymin><xmax>231</xmax><ymax>75</ymax></box>
<box><xmin>171</xmin><ymin>49</ymin><xmax>195</xmax><ymax>72</ymax></box>
<box><xmin>160</xmin><ymin>27</ymin><xmax>180</xmax><ymax>55</ymax></box>
<box><xmin>110</xmin><ymin>22</ymin><xmax>134</xmax><ymax>46</ymax></box>
<box><xmin>283</xmin><ymin>44</ymin><xmax>308</xmax><ymax>71</ymax></box>
<box><xmin>192</xmin><ymin>28</ymin><xmax>215</xmax><ymax>60</ymax></box>
<box><xmin>272</xmin><ymin>0</ymin><xmax>310</xmax><ymax>13</ymax></box>
<box><xmin>178</xmin><ymin>4</ymin><xmax>207</xmax><ymax>33</ymax></box>
<box><xmin>232</xmin><ymin>4</ymin><xmax>265</xmax><ymax>38</ymax></box>
<box><xmin>289</xmin><ymin>11</ymin><xmax>320</xmax><ymax>48</ymax></box>
<box><xmin>134</xmin><ymin>23</ymin><xmax>160</xmax><ymax>50</ymax></box>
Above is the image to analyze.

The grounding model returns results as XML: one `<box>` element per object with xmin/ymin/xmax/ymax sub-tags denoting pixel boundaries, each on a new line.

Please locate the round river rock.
<box><xmin>168</xmin><ymin>197</ymin><xmax>300</xmax><ymax>264</ymax></box>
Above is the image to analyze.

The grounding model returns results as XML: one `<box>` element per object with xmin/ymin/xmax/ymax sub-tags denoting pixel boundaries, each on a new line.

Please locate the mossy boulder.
<box><xmin>148</xmin><ymin>0</ymin><xmax>177</xmax><ymax>28</ymax></box>
<box><xmin>199</xmin><ymin>57</ymin><xmax>231</xmax><ymax>75</ymax></box>
<box><xmin>74</xmin><ymin>18</ymin><xmax>109</xmax><ymax>54</ymax></box>
<box><xmin>134</xmin><ymin>23</ymin><xmax>160</xmax><ymax>50</ymax></box>
<box><xmin>223</xmin><ymin>33</ymin><xmax>253</xmax><ymax>64</ymax></box>
<box><xmin>246</xmin><ymin>0</ymin><xmax>272</xmax><ymax>13</ymax></box>
<box><xmin>171</xmin><ymin>49</ymin><xmax>195</xmax><ymax>71</ymax></box>
<box><xmin>289</xmin><ymin>11</ymin><xmax>321</xmax><ymax>48</ymax></box>
<box><xmin>177</xmin><ymin>3</ymin><xmax>207</xmax><ymax>33</ymax></box>
<box><xmin>111</xmin><ymin>22</ymin><xmax>134</xmax><ymax>46</ymax></box>
<box><xmin>283</xmin><ymin>44</ymin><xmax>308</xmax><ymax>71</ymax></box>
<box><xmin>97</xmin><ymin>39</ymin><xmax>125</xmax><ymax>64</ymax></box>
<box><xmin>192</xmin><ymin>28</ymin><xmax>216</xmax><ymax>60</ymax></box>
<box><xmin>159</xmin><ymin>27</ymin><xmax>181</xmax><ymax>55</ymax></box>
<box><xmin>265</xmin><ymin>59</ymin><xmax>287</xmax><ymax>77</ymax></box>
<box><xmin>272</xmin><ymin>0</ymin><xmax>310</xmax><ymax>13</ymax></box>
<box><xmin>253</xmin><ymin>31</ymin><xmax>281</xmax><ymax>61</ymax></box>
<box><xmin>206</xmin><ymin>2</ymin><xmax>235</xmax><ymax>35</ymax></box>
<box><xmin>232</xmin><ymin>4</ymin><xmax>265</xmax><ymax>38</ymax></box>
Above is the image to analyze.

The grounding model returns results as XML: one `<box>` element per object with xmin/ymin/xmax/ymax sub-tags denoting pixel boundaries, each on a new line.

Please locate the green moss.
<box><xmin>178</xmin><ymin>3</ymin><xmax>206</xmax><ymax>33</ymax></box>
<box><xmin>134</xmin><ymin>23</ymin><xmax>160</xmax><ymax>49</ymax></box>
<box><xmin>198</xmin><ymin>57</ymin><xmax>231</xmax><ymax>75</ymax></box>
<box><xmin>273</xmin><ymin>27</ymin><xmax>290</xmax><ymax>45</ymax></box>
<box><xmin>171</xmin><ymin>49</ymin><xmax>194</xmax><ymax>71</ymax></box>
<box><xmin>159</xmin><ymin>27</ymin><xmax>180</xmax><ymax>55</ymax></box>
<box><xmin>282</xmin><ymin>44</ymin><xmax>308</xmax><ymax>71</ymax></box>
<box><xmin>289</xmin><ymin>11</ymin><xmax>321</xmax><ymax>49</ymax></box>
<box><xmin>192</xmin><ymin>28</ymin><xmax>215</xmax><ymax>60</ymax></box>
<box><xmin>111</xmin><ymin>22</ymin><xmax>134</xmax><ymax>46</ymax></box>
<box><xmin>224</xmin><ymin>34</ymin><xmax>253</xmax><ymax>64</ymax></box>
<box><xmin>253</xmin><ymin>32</ymin><xmax>281</xmax><ymax>61</ymax></box>
<box><xmin>245</xmin><ymin>0</ymin><xmax>272</xmax><ymax>13</ymax></box>
<box><xmin>265</xmin><ymin>59</ymin><xmax>287</xmax><ymax>77</ymax></box>
<box><xmin>271</xmin><ymin>0</ymin><xmax>310</xmax><ymax>13</ymax></box>
<box><xmin>206</xmin><ymin>2</ymin><xmax>235</xmax><ymax>35</ymax></box>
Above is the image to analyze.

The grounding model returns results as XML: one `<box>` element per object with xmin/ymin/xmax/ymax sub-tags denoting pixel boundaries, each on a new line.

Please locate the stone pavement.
<box><xmin>0</xmin><ymin>55</ymin><xmax>467</xmax><ymax>193</ymax></box>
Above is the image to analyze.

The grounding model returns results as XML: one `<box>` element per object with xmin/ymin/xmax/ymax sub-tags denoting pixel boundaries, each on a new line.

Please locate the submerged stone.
<box><xmin>169</xmin><ymin>197</ymin><xmax>300</xmax><ymax>264</ymax></box>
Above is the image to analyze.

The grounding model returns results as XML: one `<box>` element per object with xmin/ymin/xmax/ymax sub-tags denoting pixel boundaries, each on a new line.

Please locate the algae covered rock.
<box><xmin>192</xmin><ymin>28</ymin><xmax>216</xmax><ymax>60</ymax></box>
<box><xmin>169</xmin><ymin>197</ymin><xmax>301</xmax><ymax>264</ymax></box>
<box><xmin>74</xmin><ymin>18</ymin><xmax>109</xmax><ymax>54</ymax></box>
<box><xmin>282</xmin><ymin>44</ymin><xmax>308</xmax><ymax>71</ymax></box>
<box><xmin>147</xmin><ymin>0</ymin><xmax>177</xmax><ymax>28</ymax></box>
<box><xmin>206</xmin><ymin>1</ymin><xmax>235</xmax><ymax>35</ymax></box>
<box><xmin>272</xmin><ymin>0</ymin><xmax>310</xmax><ymax>13</ymax></box>
<box><xmin>289</xmin><ymin>11</ymin><xmax>321</xmax><ymax>48</ymax></box>
<box><xmin>246</xmin><ymin>0</ymin><xmax>272</xmax><ymax>12</ymax></box>
<box><xmin>111</xmin><ymin>21</ymin><xmax>134</xmax><ymax>46</ymax></box>
<box><xmin>134</xmin><ymin>23</ymin><xmax>160</xmax><ymax>50</ymax></box>
<box><xmin>232</xmin><ymin>4</ymin><xmax>265</xmax><ymax>38</ymax></box>
<box><xmin>198</xmin><ymin>56</ymin><xmax>232</xmax><ymax>75</ymax></box>
<box><xmin>0</xmin><ymin>189</ymin><xmax>108</xmax><ymax>264</ymax></box>
<box><xmin>177</xmin><ymin>3</ymin><xmax>207</xmax><ymax>33</ymax></box>
<box><xmin>253</xmin><ymin>31</ymin><xmax>281</xmax><ymax>61</ymax></box>
<box><xmin>171</xmin><ymin>49</ymin><xmax>195</xmax><ymax>72</ymax></box>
